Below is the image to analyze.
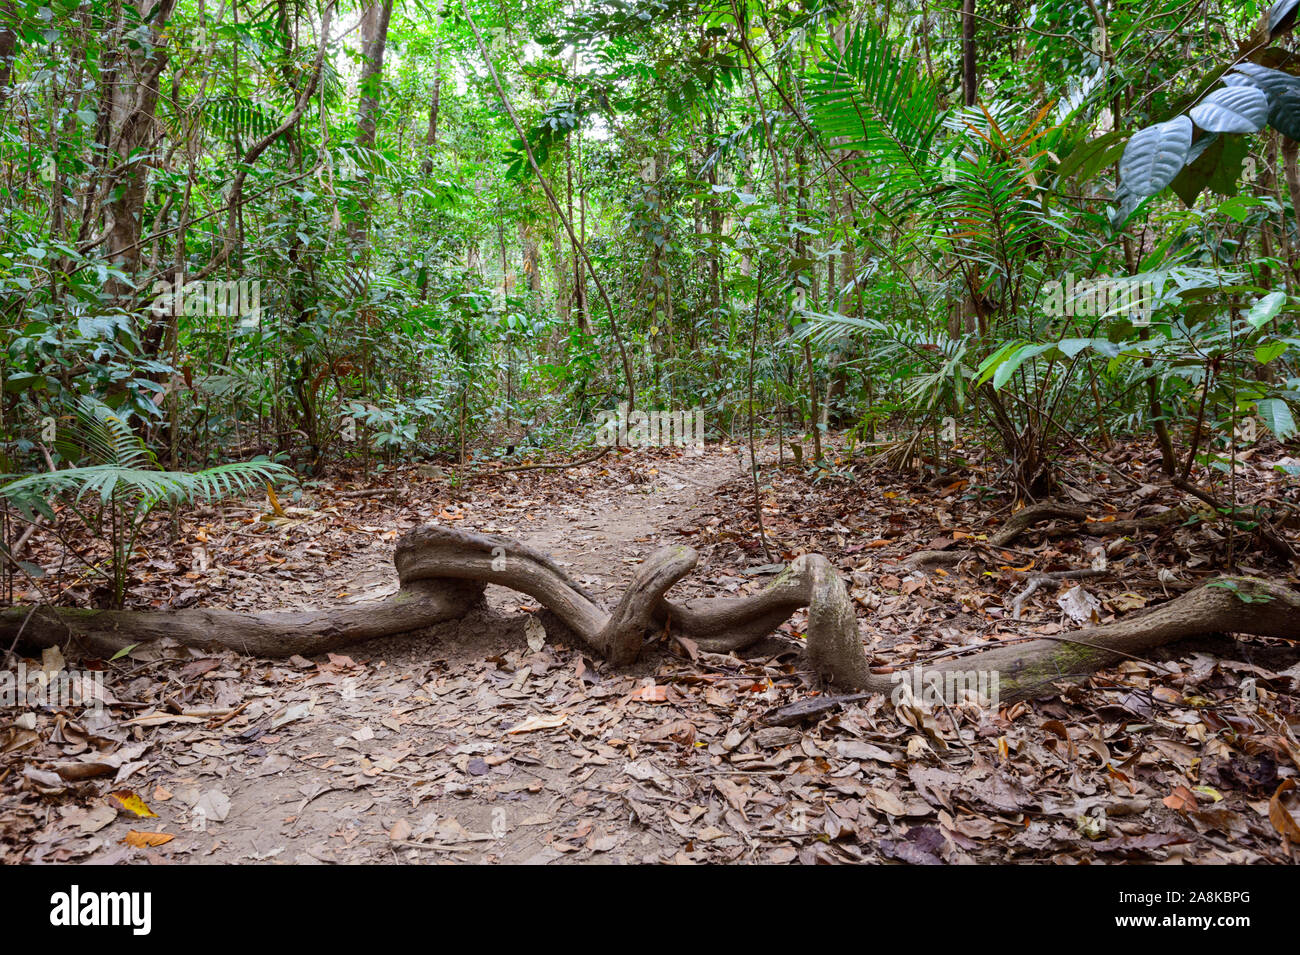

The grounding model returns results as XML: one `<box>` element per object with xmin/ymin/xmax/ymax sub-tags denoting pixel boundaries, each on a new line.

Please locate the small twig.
<box><xmin>935</xmin><ymin>694</ymin><xmax>978</xmax><ymax>757</ymax></box>
<box><xmin>391</xmin><ymin>841</ymin><xmax>477</xmax><ymax>853</ymax></box>
<box><xmin>335</xmin><ymin>487</ymin><xmax>399</xmax><ymax>500</ymax></box>
<box><xmin>207</xmin><ymin>700</ymin><xmax>251</xmax><ymax>729</ymax></box>
<box><xmin>1009</xmin><ymin>568</ymin><xmax>1110</xmax><ymax>619</ymax></box>
<box><xmin>490</xmin><ymin>446</ymin><xmax>612</xmax><ymax>475</ymax></box>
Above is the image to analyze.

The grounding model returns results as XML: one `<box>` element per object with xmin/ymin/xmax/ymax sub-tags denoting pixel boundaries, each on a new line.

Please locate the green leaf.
<box><xmin>1056</xmin><ymin>130</ymin><xmax>1125</xmax><ymax>183</ymax></box>
<box><xmin>989</xmin><ymin>342</ymin><xmax>1052</xmax><ymax>390</ymax></box>
<box><xmin>1255</xmin><ymin>340</ymin><xmax>1288</xmax><ymax>364</ymax></box>
<box><xmin>1171</xmin><ymin>134</ymin><xmax>1223</xmax><ymax>207</ymax></box>
<box><xmin>1216</xmin><ymin>194</ymin><xmax>1266</xmax><ymax>224</ymax></box>
<box><xmin>1056</xmin><ymin>338</ymin><xmax>1096</xmax><ymax>358</ymax></box>
<box><xmin>1228</xmin><ymin>63</ymin><xmax>1300</xmax><ymax>139</ymax></box>
<box><xmin>1119</xmin><ymin>116</ymin><xmax>1193</xmax><ymax>198</ymax></box>
<box><xmin>1256</xmin><ymin>397</ymin><xmax>1297</xmax><ymax>438</ymax></box>
<box><xmin>975</xmin><ymin>339</ymin><xmax>1022</xmax><ymax>386</ymax></box>
<box><xmin>109</xmin><ymin>643</ymin><xmax>139</xmax><ymax>661</ymax></box>
<box><xmin>1190</xmin><ymin>86</ymin><xmax>1269</xmax><ymax>133</ymax></box>
<box><xmin>1247</xmin><ymin>291</ymin><xmax>1287</xmax><ymax>329</ymax></box>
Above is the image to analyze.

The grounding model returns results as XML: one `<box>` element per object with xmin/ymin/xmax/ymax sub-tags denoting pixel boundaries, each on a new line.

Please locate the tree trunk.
<box><xmin>103</xmin><ymin>0</ymin><xmax>178</xmax><ymax>285</ymax></box>
<box><xmin>1281</xmin><ymin>137</ymin><xmax>1300</xmax><ymax>275</ymax></box>
<box><xmin>348</xmin><ymin>0</ymin><xmax>394</xmax><ymax>247</ymax></box>
<box><xmin>961</xmin><ymin>0</ymin><xmax>977</xmax><ymax>106</ymax></box>
<box><xmin>0</xmin><ymin>0</ymin><xmax>18</xmax><ymax>100</ymax></box>
<box><xmin>419</xmin><ymin>49</ymin><xmax>441</xmax><ymax>176</ymax></box>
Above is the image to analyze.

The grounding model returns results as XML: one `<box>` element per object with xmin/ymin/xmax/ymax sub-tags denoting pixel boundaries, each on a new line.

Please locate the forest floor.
<box><xmin>3</xmin><ymin>438</ymin><xmax>1300</xmax><ymax>864</ymax></box>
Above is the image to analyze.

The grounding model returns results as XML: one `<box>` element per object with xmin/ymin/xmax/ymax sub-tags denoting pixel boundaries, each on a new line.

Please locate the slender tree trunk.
<box><xmin>1282</xmin><ymin>137</ymin><xmax>1300</xmax><ymax>282</ymax></box>
<box><xmin>961</xmin><ymin>0</ymin><xmax>977</xmax><ymax>106</ymax></box>
<box><xmin>420</xmin><ymin>47</ymin><xmax>441</xmax><ymax>176</ymax></box>
<box><xmin>566</xmin><ymin>132</ymin><xmax>592</xmax><ymax>334</ymax></box>
<box><xmin>103</xmin><ymin>0</ymin><xmax>178</xmax><ymax>286</ymax></box>
<box><xmin>519</xmin><ymin>221</ymin><xmax>542</xmax><ymax>293</ymax></box>
<box><xmin>0</xmin><ymin>0</ymin><xmax>18</xmax><ymax>99</ymax></box>
<box><xmin>349</xmin><ymin>0</ymin><xmax>394</xmax><ymax>248</ymax></box>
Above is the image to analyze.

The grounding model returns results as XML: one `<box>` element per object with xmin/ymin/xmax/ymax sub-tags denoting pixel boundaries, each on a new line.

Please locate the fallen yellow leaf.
<box><xmin>109</xmin><ymin>791</ymin><xmax>157</xmax><ymax>818</ymax></box>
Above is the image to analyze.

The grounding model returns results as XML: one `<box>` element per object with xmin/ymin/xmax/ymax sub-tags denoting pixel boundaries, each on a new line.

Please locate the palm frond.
<box><xmin>805</xmin><ymin>22</ymin><xmax>945</xmax><ymax>204</ymax></box>
<box><xmin>53</xmin><ymin>398</ymin><xmax>152</xmax><ymax>470</ymax></box>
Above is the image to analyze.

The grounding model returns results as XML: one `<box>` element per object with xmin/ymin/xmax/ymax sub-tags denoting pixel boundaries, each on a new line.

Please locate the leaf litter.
<box><xmin>1</xmin><ymin>441</ymin><xmax>1297</xmax><ymax>864</ymax></box>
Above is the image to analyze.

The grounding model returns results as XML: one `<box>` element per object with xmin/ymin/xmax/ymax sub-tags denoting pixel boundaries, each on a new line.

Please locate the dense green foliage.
<box><xmin>2</xmin><ymin>0</ymin><xmax>1298</xmax><ymax>543</ymax></box>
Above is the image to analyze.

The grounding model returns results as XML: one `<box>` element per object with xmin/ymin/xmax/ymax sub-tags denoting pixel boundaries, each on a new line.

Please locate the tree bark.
<box><xmin>103</xmin><ymin>0</ymin><xmax>178</xmax><ymax>283</ymax></box>
<box><xmin>0</xmin><ymin>0</ymin><xmax>18</xmax><ymax>100</ymax></box>
<box><xmin>419</xmin><ymin>61</ymin><xmax>441</xmax><ymax>176</ymax></box>
<box><xmin>355</xmin><ymin>0</ymin><xmax>394</xmax><ymax>150</ymax></box>
<box><xmin>348</xmin><ymin>0</ymin><xmax>394</xmax><ymax>247</ymax></box>
<box><xmin>5</xmin><ymin>524</ymin><xmax>1296</xmax><ymax>708</ymax></box>
<box><xmin>961</xmin><ymin>0</ymin><xmax>976</xmax><ymax>106</ymax></box>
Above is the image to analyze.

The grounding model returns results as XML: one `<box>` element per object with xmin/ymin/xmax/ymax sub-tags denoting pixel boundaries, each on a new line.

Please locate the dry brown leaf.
<box><xmin>124</xmin><ymin>830</ymin><xmax>174</xmax><ymax>848</ymax></box>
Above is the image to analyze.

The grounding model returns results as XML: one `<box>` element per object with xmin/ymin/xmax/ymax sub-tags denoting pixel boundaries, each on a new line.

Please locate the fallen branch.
<box><xmin>336</xmin><ymin>487</ymin><xmax>400</xmax><ymax>500</ymax></box>
<box><xmin>905</xmin><ymin>502</ymin><xmax>1191</xmax><ymax>569</ymax></box>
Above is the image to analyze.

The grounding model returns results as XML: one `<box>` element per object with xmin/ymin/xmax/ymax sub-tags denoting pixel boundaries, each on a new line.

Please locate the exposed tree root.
<box><xmin>904</xmin><ymin>501</ymin><xmax>1189</xmax><ymax>568</ymax></box>
<box><xmin>2</xmin><ymin>525</ymin><xmax>1297</xmax><ymax>706</ymax></box>
<box><xmin>0</xmin><ymin>579</ymin><xmax>485</xmax><ymax>660</ymax></box>
<box><xmin>823</xmin><ymin>577</ymin><xmax>1300</xmax><ymax>702</ymax></box>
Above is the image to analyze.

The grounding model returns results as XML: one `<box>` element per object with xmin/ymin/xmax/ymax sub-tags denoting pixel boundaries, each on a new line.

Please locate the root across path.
<box><xmin>7</xmin><ymin>522</ymin><xmax>1299</xmax><ymax>704</ymax></box>
<box><xmin>5</xmin><ymin>450</ymin><xmax>1300</xmax><ymax>865</ymax></box>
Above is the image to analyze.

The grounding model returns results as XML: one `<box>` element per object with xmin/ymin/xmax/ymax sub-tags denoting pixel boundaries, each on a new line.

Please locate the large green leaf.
<box><xmin>1171</xmin><ymin>134</ymin><xmax>1223</xmax><ymax>206</ymax></box>
<box><xmin>1269</xmin><ymin>0</ymin><xmax>1299</xmax><ymax>39</ymax></box>
<box><xmin>1172</xmin><ymin>133</ymin><xmax>1249</xmax><ymax>205</ymax></box>
<box><xmin>1119</xmin><ymin>116</ymin><xmax>1193</xmax><ymax>198</ymax></box>
<box><xmin>1248</xmin><ymin>290</ymin><xmax>1288</xmax><ymax>329</ymax></box>
<box><xmin>1228</xmin><ymin>63</ymin><xmax>1300</xmax><ymax>138</ymax></box>
<box><xmin>1230</xmin><ymin>62</ymin><xmax>1299</xmax><ymax>98</ymax></box>
<box><xmin>975</xmin><ymin>341</ymin><xmax>1054</xmax><ymax>390</ymax></box>
<box><xmin>1189</xmin><ymin>86</ymin><xmax>1269</xmax><ymax>133</ymax></box>
<box><xmin>1268</xmin><ymin>85</ymin><xmax>1300</xmax><ymax>140</ymax></box>
<box><xmin>1257</xmin><ymin>397</ymin><xmax>1297</xmax><ymax>438</ymax></box>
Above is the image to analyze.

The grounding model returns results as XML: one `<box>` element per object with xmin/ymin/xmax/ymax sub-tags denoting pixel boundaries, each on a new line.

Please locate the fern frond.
<box><xmin>0</xmin><ymin>460</ymin><xmax>289</xmax><ymax>511</ymax></box>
